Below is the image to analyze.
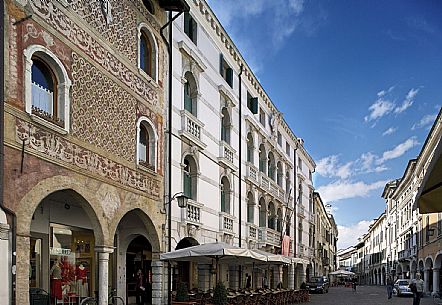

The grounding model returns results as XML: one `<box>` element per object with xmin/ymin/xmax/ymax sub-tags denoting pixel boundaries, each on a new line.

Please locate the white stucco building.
<box><xmin>167</xmin><ymin>0</ymin><xmax>316</xmax><ymax>291</ymax></box>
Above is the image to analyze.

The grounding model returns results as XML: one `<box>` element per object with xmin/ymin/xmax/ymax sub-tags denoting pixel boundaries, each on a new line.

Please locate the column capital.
<box><xmin>95</xmin><ymin>245</ymin><xmax>115</xmax><ymax>254</ymax></box>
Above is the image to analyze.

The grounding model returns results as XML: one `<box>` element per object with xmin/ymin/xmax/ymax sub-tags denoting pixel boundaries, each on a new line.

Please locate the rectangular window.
<box><xmin>184</xmin><ymin>12</ymin><xmax>197</xmax><ymax>45</ymax></box>
<box><xmin>259</xmin><ymin>107</ymin><xmax>266</xmax><ymax>127</ymax></box>
<box><xmin>298</xmin><ymin>157</ymin><xmax>302</xmax><ymax>171</ymax></box>
<box><xmin>286</xmin><ymin>142</ymin><xmax>290</xmax><ymax>156</ymax></box>
<box><xmin>247</xmin><ymin>91</ymin><xmax>258</xmax><ymax>114</ymax></box>
<box><xmin>219</xmin><ymin>54</ymin><xmax>233</xmax><ymax>88</ymax></box>
<box><xmin>277</xmin><ymin>131</ymin><xmax>282</xmax><ymax>146</ymax></box>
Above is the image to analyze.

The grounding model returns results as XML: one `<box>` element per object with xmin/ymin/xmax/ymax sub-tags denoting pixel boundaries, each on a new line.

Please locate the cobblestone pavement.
<box><xmin>307</xmin><ymin>285</ymin><xmax>435</xmax><ymax>305</ymax></box>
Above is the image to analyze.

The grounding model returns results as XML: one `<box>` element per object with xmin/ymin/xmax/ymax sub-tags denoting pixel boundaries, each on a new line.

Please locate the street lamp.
<box><xmin>172</xmin><ymin>192</ymin><xmax>189</xmax><ymax>208</ymax></box>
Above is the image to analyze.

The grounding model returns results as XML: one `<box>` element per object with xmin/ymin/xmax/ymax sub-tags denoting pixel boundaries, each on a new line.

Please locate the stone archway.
<box><xmin>16</xmin><ymin>176</ymin><xmax>108</xmax><ymax>305</ymax></box>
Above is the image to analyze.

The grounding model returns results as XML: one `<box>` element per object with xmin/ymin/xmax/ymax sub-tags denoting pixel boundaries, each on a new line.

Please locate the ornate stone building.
<box><xmin>1</xmin><ymin>0</ymin><xmax>184</xmax><ymax>304</ymax></box>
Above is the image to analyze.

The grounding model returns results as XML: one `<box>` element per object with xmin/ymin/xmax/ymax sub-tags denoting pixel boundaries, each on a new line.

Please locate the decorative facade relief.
<box><xmin>71</xmin><ymin>52</ymin><xmax>136</xmax><ymax>162</ymax></box>
<box><xmin>15</xmin><ymin>119</ymin><xmax>161</xmax><ymax>199</ymax></box>
<box><xmin>30</xmin><ymin>0</ymin><xmax>159</xmax><ymax>105</ymax></box>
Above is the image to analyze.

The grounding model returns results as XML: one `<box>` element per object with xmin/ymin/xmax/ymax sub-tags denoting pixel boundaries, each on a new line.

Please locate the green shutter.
<box><xmin>192</xmin><ymin>18</ymin><xmax>198</xmax><ymax>45</ymax></box>
<box><xmin>184</xmin><ymin>12</ymin><xmax>190</xmax><ymax>36</ymax></box>
<box><xmin>221</xmin><ymin>190</ymin><xmax>226</xmax><ymax>212</ymax></box>
<box><xmin>184</xmin><ymin>173</ymin><xmax>192</xmax><ymax>198</ymax></box>
<box><xmin>219</xmin><ymin>53</ymin><xmax>224</xmax><ymax>75</ymax></box>
<box><xmin>226</xmin><ymin>67</ymin><xmax>233</xmax><ymax>88</ymax></box>
<box><xmin>251</xmin><ymin>97</ymin><xmax>258</xmax><ymax>114</ymax></box>
<box><xmin>184</xmin><ymin>83</ymin><xmax>192</xmax><ymax>113</ymax></box>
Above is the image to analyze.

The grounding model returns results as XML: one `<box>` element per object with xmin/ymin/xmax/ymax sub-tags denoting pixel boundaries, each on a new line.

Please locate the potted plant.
<box><xmin>212</xmin><ymin>282</ymin><xmax>228</xmax><ymax>305</ymax></box>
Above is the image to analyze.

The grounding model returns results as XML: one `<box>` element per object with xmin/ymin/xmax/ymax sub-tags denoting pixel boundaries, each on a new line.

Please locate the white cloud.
<box><xmin>382</xmin><ymin>127</ymin><xmax>397</xmax><ymax>136</ymax></box>
<box><xmin>364</xmin><ymin>98</ymin><xmax>395</xmax><ymax>122</ymax></box>
<box><xmin>337</xmin><ymin>220</ymin><xmax>373</xmax><ymax>249</ymax></box>
<box><xmin>394</xmin><ymin>88</ymin><xmax>419</xmax><ymax>114</ymax></box>
<box><xmin>316</xmin><ymin>155</ymin><xmax>352</xmax><ymax>179</ymax></box>
<box><xmin>289</xmin><ymin>0</ymin><xmax>305</xmax><ymax>14</ymax></box>
<box><xmin>316</xmin><ymin>180</ymin><xmax>388</xmax><ymax>203</ymax></box>
<box><xmin>412</xmin><ymin>113</ymin><xmax>438</xmax><ymax>130</ymax></box>
<box><xmin>378</xmin><ymin>137</ymin><xmax>419</xmax><ymax>164</ymax></box>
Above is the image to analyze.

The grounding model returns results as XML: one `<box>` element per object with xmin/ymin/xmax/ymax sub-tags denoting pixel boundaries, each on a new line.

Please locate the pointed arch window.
<box><xmin>277</xmin><ymin>161</ymin><xmax>283</xmax><ymax>187</ymax></box>
<box><xmin>259</xmin><ymin>198</ymin><xmax>267</xmax><ymax>227</ymax></box>
<box><xmin>221</xmin><ymin>177</ymin><xmax>230</xmax><ymax>213</ymax></box>
<box><xmin>268</xmin><ymin>152</ymin><xmax>276</xmax><ymax>180</ymax></box>
<box><xmin>247</xmin><ymin>192</ymin><xmax>255</xmax><ymax>223</ymax></box>
<box><xmin>259</xmin><ymin>144</ymin><xmax>266</xmax><ymax>173</ymax></box>
<box><xmin>183</xmin><ymin>156</ymin><xmax>197</xmax><ymax>200</ymax></box>
<box><xmin>247</xmin><ymin>132</ymin><xmax>254</xmax><ymax>163</ymax></box>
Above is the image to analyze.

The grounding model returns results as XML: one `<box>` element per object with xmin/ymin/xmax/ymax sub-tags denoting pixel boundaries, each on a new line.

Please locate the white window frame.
<box><xmin>136</xmin><ymin>116</ymin><xmax>158</xmax><ymax>171</ymax></box>
<box><xmin>137</xmin><ymin>23</ymin><xmax>159</xmax><ymax>82</ymax></box>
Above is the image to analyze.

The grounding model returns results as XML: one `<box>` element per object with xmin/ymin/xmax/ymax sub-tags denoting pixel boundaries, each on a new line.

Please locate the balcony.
<box><xmin>258</xmin><ymin>227</ymin><xmax>280</xmax><ymax>247</ymax></box>
<box><xmin>247</xmin><ymin>223</ymin><xmax>258</xmax><ymax>241</ymax></box>
<box><xmin>219</xmin><ymin>212</ymin><xmax>235</xmax><ymax>234</ymax></box>
<box><xmin>308</xmin><ymin>212</ymin><xmax>315</xmax><ymax>224</ymax></box>
<box><xmin>398</xmin><ymin>246</ymin><xmax>417</xmax><ymax>261</ymax></box>
<box><xmin>246</xmin><ymin>163</ymin><xmax>259</xmax><ymax>185</ymax></box>
<box><xmin>179</xmin><ymin>110</ymin><xmax>206</xmax><ymax>149</ymax></box>
<box><xmin>298</xmin><ymin>205</ymin><xmax>305</xmax><ymax>218</ymax></box>
<box><xmin>260</xmin><ymin>173</ymin><xmax>270</xmax><ymax>191</ymax></box>
<box><xmin>218</xmin><ymin>141</ymin><xmax>237</xmax><ymax>171</ymax></box>
<box><xmin>182</xmin><ymin>200</ymin><xmax>202</xmax><ymax>225</ymax></box>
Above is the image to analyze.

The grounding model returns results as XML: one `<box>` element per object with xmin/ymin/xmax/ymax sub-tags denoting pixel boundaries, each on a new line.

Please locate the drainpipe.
<box><xmin>238</xmin><ymin>64</ymin><xmax>243</xmax><ymax>248</ymax></box>
<box><xmin>1</xmin><ymin>2</ymin><xmax>17</xmax><ymax>305</ymax></box>
<box><xmin>160</xmin><ymin>10</ymin><xmax>184</xmax><ymax>305</ymax></box>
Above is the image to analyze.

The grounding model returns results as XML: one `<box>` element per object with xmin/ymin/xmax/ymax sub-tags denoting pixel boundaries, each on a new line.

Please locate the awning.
<box><xmin>329</xmin><ymin>269</ymin><xmax>355</xmax><ymax>276</ymax></box>
<box><xmin>415</xmin><ymin>136</ymin><xmax>442</xmax><ymax>213</ymax></box>
<box><xmin>252</xmin><ymin>249</ymin><xmax>292</xmax><ymax>265</ymax></box>
<box><xmin>160</xmin><ymin>242</ymin><xmax>267</xmax><ymax>263</ymax></box>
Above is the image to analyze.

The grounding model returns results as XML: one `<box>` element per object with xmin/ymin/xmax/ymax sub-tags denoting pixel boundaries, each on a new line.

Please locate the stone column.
<box><xmin>151</xmin><ymin>260</ymin><xmax>164</xmax><ymax>305</ymax></box>
<box><xmin>96</xmin><ymin>246</ymin><xmax>114</xmax><ymax>305</ymax></box>
<box><xmin>288</xmin><ymin>264</ymin><xmax>295</xmax><ymax>289</ymax></box>
<box><xmin>0</xmin><ymin>221</ymin><xmax>10</xmax><ymax>305</ymax></box>
<box><xmin>433</xmin><ymin>268</ymin><xmax>440</xmax><ymax>294</ymax></box>
<box><xmin>424</xmin><ymin>269</ymin><xmax>430</xmax><ymax>293</ymax></box>
<box><xmin>198</xmin><ymin>264</ymin><xmax>211</xmax><ymax>292</ymax></box>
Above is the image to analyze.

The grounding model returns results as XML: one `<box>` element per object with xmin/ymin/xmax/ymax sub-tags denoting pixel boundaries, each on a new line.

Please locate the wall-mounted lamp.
<box><xmin>170</xmin><ymin>192</ymin><xmax>189</xmax><ymax>209</ymax></box>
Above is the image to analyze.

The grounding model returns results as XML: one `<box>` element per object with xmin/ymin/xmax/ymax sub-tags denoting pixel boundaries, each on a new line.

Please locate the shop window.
<box><xmin>219</xmin><ymin>54</ymin><xmax>233</xmax><ymax>88</ymax></box>
<box><xmin>184</xmin><ymin>12</ymin><xmax>197</xmax><ymax>45</ymax></box>
<box><xmin>137</xmin><ymin>118</ymin><xmax>157</xmax><ymax>171</ymax></box>
<box><xmin>24</xmin><ymin>45</ymin><xmax>72</xmax><ymax>132</ymax></box>
<box><xmin>139</xmin><ymin>26</ymin><xmax>157</xmax><ymax>81</ymax></box>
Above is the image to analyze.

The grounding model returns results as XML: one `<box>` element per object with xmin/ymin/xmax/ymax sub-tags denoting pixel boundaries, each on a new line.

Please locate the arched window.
<box><xmin>277</xmin><ymin>208</ymin><xmax>283</xmax><ymax>233</ymax></box>
<box><xmin>268</xmin><ymin>152</ymin><xmax>276</xmax><ymax>180</ymax></box>
<box><xmin>221</xmin><ymin>107</ymin><xmax>231</xmax><ymax>144</ymax></box>
<box><xmin>139</xmin><ymin>27</ymin><xmax>157</xmax><ymax>80</ymax></box>
<box><xmin>259</xmin><ymin>144</ymin><xmax>266</xmax><ymax>173</ymax></box>
<box><xmin>184</xmin><ymin>71</ymin><xmax>197</xmax><ymax>116</ymax></box>
<box><xmin>137</xmin><ymin>118</ymin><xmax>157</xmax><ymax>170</ymax></box>
<box><xmin>285</xmin><ymin>214</ymin><xmax>291</xmax><ymax>236</ymax></box>
<box><xmin>247</xmin><ymin>132</ymin><xmax>254</xmax><ymax>163</ymax></box>
<box><xmin>286</xmin><ymin>171</ymin><xmax>291</xmax><ymax>195</ymax></box>
<box><xmin>142</xmin><ymin>0</ymin><xmax>155</xmax><ymax>14</ymax></box>
<box><xmin>247</xmin><ymin>192</ymin><xmax>254</xmax><ymax>223</ymax></box>
<box><xmin>259</xmin><ymin>198</ymin><xmax>266</xmax><ymax>227</ymax></box>
<box><xmin>221</xmin><ymin>177</ymin><xmax>230</xmax><ymax>213</ymax></box>
<box><xmin>268</xmin><ymin>202</ymin><xmax>276</xmax><ymax>229</ymax></box>
<box><xmin>31</xmin><ymin>56</ymin><xmax>59</xmax><ymax>124</ymax></box>
<box><xmin>277</xmin><ymin>161</ymin><xmax>283</xmax><ymax>187</ymax></box>
<box><xmin>25</xmin><ymin>45</ymin><xmax>72</xmax><ymax>131</ymax></box>
<box><xmin>183</xmin><ymin>156</ymin><xmax>197</xmax><ymax>200</ymax></box>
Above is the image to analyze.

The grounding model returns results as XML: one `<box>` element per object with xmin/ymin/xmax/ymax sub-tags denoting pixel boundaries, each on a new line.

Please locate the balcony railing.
<box><xmin>246</xmin><ymin>163</ymin><xmax>259</xmax><ymax>184</ymax></box>
<box><xmin>219</xmin><ymin>212</ymin><xmax>235</xmax><ymax>233</ymax></box>
<box><xmin>219</xmin><ymin>141</ymin><xmax>236</xmax><ymax>170</ymax></box>
<box><xmin>398</xmin><ymin>246</ymin><xmax>417</xmax><ymax>260</ymax></box>
<box><xmin>185</xmin><ymin>200</ymin><xmax>201</xmax><ymax>224</ymax></box>
<box><xmin>258</xmin><ymin>227</ymin><xmax>280</xmax><ymax>247</ymax></box>
<box><xmin>260</xmin><ymin>174</ymin><xmax>270</xmax><ymax>191</ymax></box>
<box><xmin>179</xmin><ymin>110</ymin><xmax>205</xmax><ymax>148</ymax></box>
<box><xmin>247</xmin><ymin>223</ymin><xmax>258</xmax><ymax>240</ymax></box>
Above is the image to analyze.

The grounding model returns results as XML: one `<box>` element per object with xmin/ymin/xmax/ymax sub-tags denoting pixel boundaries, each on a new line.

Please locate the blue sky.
<box><xmin>207</xmin><ymin>0</ymin><xmax>442</xmax><ymax>249</ymax></box>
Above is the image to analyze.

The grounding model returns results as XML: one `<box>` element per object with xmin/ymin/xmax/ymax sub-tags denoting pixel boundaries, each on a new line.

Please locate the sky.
<box><xmin>206</xmin><ymin>0</ymin><xmax>442</xmax><ymax>249</ymax></box>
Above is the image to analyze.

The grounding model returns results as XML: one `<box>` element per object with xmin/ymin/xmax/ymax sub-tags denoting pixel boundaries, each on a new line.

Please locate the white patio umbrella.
<box><xmin>329</xmin><ymin>269</ymin><xmax>355</xmax><ymax>277</ymax></box>
<box><xmin>252</xmin><ymin>249</ymin><xmax>292</xmax><ymax>264</ymax></box>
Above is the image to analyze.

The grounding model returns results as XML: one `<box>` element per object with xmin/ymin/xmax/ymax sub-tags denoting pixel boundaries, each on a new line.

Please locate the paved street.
<box><xmin>308</xmin><ymin>286</ymin><xmax>434</xmax><ymax>305</ymax></box>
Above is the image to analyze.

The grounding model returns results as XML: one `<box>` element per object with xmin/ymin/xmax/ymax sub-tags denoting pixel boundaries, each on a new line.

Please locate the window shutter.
<box><xmin>184</xmin><ymin>83</ymin><xmax>192</xmax><ymax>113</ymax></box>
<box><xmin>184</xmin><ymin>13</ymin><xmax>190</xmax><ymax>36</ymax></box>
<box><xmin>184</xmin><ymin>174</ymin><xmax>192</xmax><ymax>198</ymax></box>
<box><xmin>226</xmin><ymin>67</ymin><xmax>233</xmax><ymax>88</ymax></box>
<box><xmin>192</xmin><ymin>18</ymin><xmax>198</xmax><ymax>45</ymax></box>
<box><xmin>219</xmin><ymin>53</ymin><xmax>224</xmax><ymax>75</ymax></box>
<box><xmin>251</xmin><ymin>97</ymin><xmax>258</xmax><ymax>114</ymax></box>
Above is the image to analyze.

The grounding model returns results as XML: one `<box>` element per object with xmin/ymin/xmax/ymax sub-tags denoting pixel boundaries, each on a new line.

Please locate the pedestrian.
<box><xmin>410</xmin><ymin>273</ymin><xmax>424</xmax><ymax>305</ymax></box>
<box><xmin>246</xmin><ymin>273</ymin><xmax>251</xmax><ymax>288</ymax></box>
<box><xmin>352</xmin><ymin>277</ymin><xmax>357</xmax><ymax>292</ymax></box>
<box><xmin>135</xmin><ymin>269</ymin><xmax>145</xmax><ymax>305</ymax></box>
<box><xmin>386</xmin><ymin>275</ymin><xmax>394</xmax><ymax>299</ymax></box>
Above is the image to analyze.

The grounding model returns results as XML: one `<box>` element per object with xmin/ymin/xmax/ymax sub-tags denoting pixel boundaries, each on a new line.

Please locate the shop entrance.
<box><xmin>29</xmin><ymin>190</ymin><xmax>99</xmax><ymax>305</ymax></box>
<box><xmin>126</xmin><ymin>236</ymin><xmax>152</xmax><ymax>305</ymax></box>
